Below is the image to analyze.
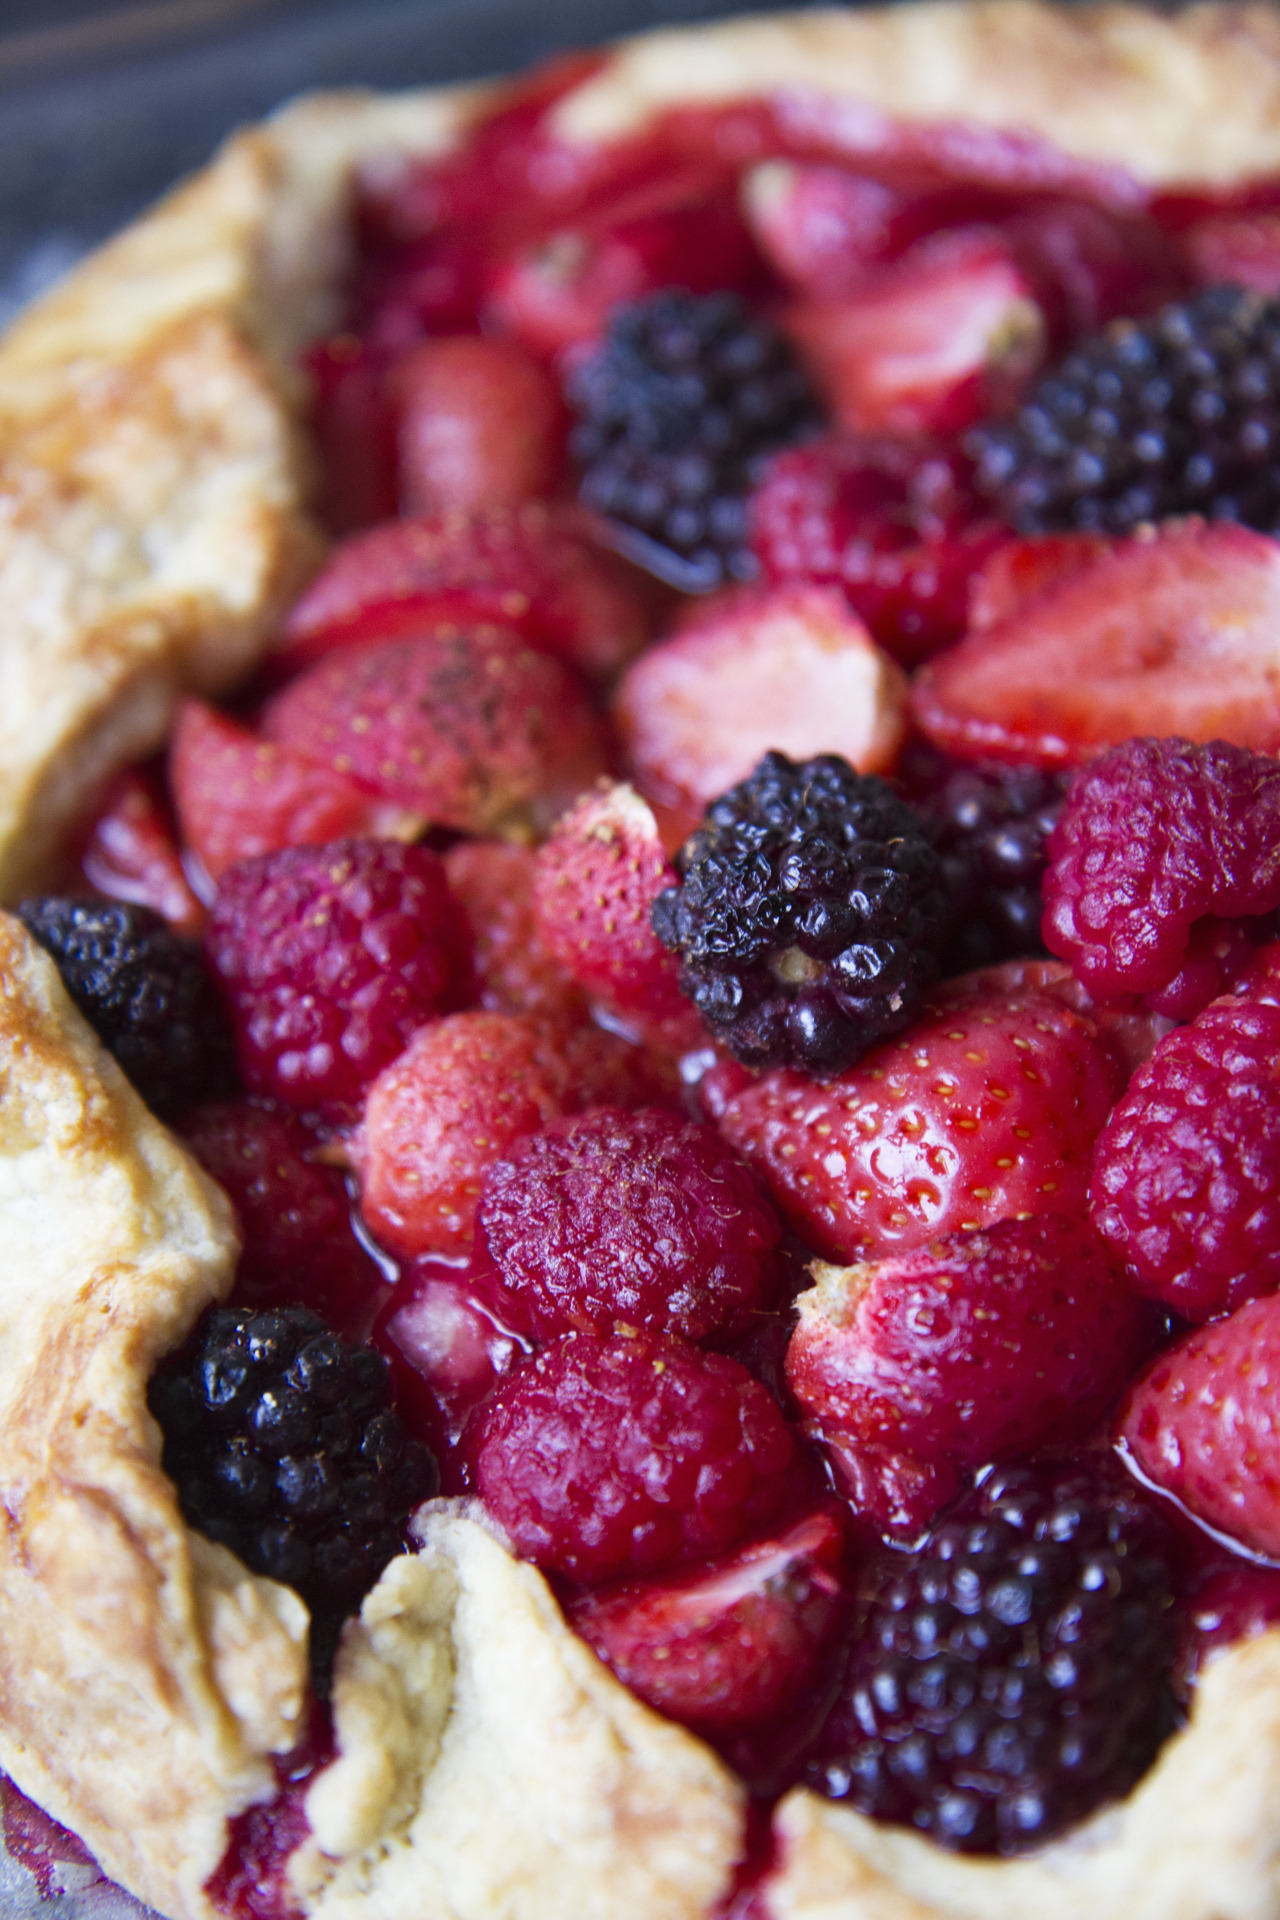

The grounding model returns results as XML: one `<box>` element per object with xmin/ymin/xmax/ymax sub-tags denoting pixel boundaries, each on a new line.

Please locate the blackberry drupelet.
<box><xmin>899</xmin><ymin>744</ymin><xmax>1068</xmax><ymax>973</ymax></box>
<box><xmin>970</xmin><ymin>284</ymin><xmax>1280</xmax><ymax>534</ymax></box>
<box><xmin>566</xmin><ymin>289</ymin><xmax>822</xmax><ymax>589</ymax></box>
<box><xmin>803</xmin><ymin>1458</ymin><xmax>1180</xmax><ymax>1855</ymax></box>
<box><xmin>16</xmin><ymin>896</ymin><xmax>233</xmax><ymax>1116</ymax></box>
<box><xmin>651</xmin><ymin>750</ymin><xmax>949</xmax><ymax>1074</ymax></box>
<box><xmin>150</xmin><ymin>1306</ymin><xmax>438</xmax><ymax>1681</ymax></box>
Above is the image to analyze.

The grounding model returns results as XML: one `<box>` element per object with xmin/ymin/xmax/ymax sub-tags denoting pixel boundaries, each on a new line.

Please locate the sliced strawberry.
<box><xmin>1120</xmin><ymin>1293</ymin><xmax>1280</xmax><ymax>1561</ymax></box>
<box><xmin>378</xmin><ymin>1264</ymin><xmax>533</xmax><ymax>1442</ymax></box>
<box><xmin>304</xmin><ymin>334</ymin><xmax>398</xmax><ymax>534</ymax></box>
<box><xmin>913</xmin><ymin>520</ymin><xmax>1280</xmax><ymax>768</ymax></box>
<box><xmin>786</xmin><ymin>232</ymin><xmax>1044</xmax><ymax>438</ymax></box>
<box><xmin>967</xmin><ymin>532</ymin><xmax>1113</xmax><ymax>631</ymax></box>
<box><xmin>275</xmin><ymin>503</ymin><xmax>650</xmax><ymax>684</ymax></box>
<box><xmin>262</xmin><ymin>625</ymin><xmax>607</xmax><ymax>841</ymax></box>
<box><xmin>444</xmin><ymin>839</ymin><xmax>587</xmax><ymax>1025</ymax></box>
<box><xmin>169</xmin><ymin>700</ymin><xmax>406</xmax><ymax>883</ymax></box>
<box><xmin>998</xmin><ymin>199</ymin><xmax>1187</xmax><ymax>345</ymax></box>
<box><xmin>488</xmin><ymin>193</ymin><xmax>762</xmax><ymax>358</ymax></box>
<box><xmin>743</xmin><ymin>162</ymin><xmax>898</xmax><ymax>299</ymax></box>
<box><xmin>568</xmin><ymin>1505</ymin><xmax>847</xmax><ymax>1733</ymax></box>
<box><xmin>80</xmin><ymin>766</ymin><xmax>204</xmax><ymax>935</ymax></box>
<box><xmin>1185</xmin><ymin>209</ymin><xmax>1280</xmax><ymax>294</ymax></box>
<box><xmin>704</xmin><ymin>968</ymin><xmax>1123</xmax><ymax>1264</ymax></box>
<box><xmin>787</xmin><ymin>1216</ymin><xmax>1142</xmax><ymax>1509</ymax></box>
<box><xmin>751</xmin><ymin>435</ymin><xmax>1009</xmax><ymax>664</ymax></box>
<box><xmin>531</xmin><ymin>782</ymin><xmax>700</xmax><ymax>1053</ymax></box>
<box><xmin>390</xmin><ymin>335</ymin><xmax>566</xmax><ymax>516</ymax></box>
<box><xmin>613</xmin><ymin>584</ymin><xmax>908</xmax><ymax>812</ymax></box>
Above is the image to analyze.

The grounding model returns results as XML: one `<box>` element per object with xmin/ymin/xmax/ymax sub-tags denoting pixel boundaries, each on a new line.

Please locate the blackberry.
<box><xmin>970</xmin><ymin>283</ymin><xmax>1280</xmax><ymax>534</ymax></box>
<box><xmin>803</xmin><ymin>1458</ymin><xmax>1180</xmax><ymax>1855</ymax></box>
<box><xmin>899</xmin><ymin>743</ymin><xmax>1068</xmax><ymax>973</ymax></box>
<box><xmin>15</xmin><ymin>896</ymin><xmax>233</xmax><ymax>1116</ymax></box>
<box><xmin>566</xmin><ymin>289</ymin><xmax>822</xmax><ymax>590</ymax></box>
<box><xmin>149</xmin><ymin>1306</ymin><xmax>438</xmax><ymax>1682</ymax></box>
<box><xmin>651</xmin><ymin>751</ymin><xmax>949</xmax><ymax>1074</ymax></box>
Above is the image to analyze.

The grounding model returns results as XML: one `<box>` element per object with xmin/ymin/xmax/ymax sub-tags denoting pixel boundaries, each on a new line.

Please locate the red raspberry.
<box><xmin>390</xmin><ymin>335</ymin><xmax>566</xmax><ymax>516</ymax></box>
<box><xmin>705</xmin><ymin>967</ymin><xmax>1123</xmax><ymax>1264</ymax></box>
<box><xmin>469</xmin><ymin>1332</ymin><xmax>799</xmax><ymax>1583</ymax></box>
<box><xmin>476</xmin><ymin>1106</ymin><xmax>780</xmax><ymax>1342</ymax></box>
<box><xmin>787</xmin><ymin>1216</ymin><xmax>1143</xmax><ymax>1513</ymax></box>
<box><xmin>80</xmin><ymin>766</ymin><xmax>204</xmax><ymax>935</ymax></box>
<box><xmin>443</xmin><ymin>839</ymin><xmax>586</xmax><ymax>1025</ymax></box>
<box><xmin>206</xmin><ymin>839</ymin><xmax>471</xmax><ymax>1112</ymax></box>
<box><xmin>356</xmin><ymin>1011</ymin><xmax>574</xmax><ymax>1259</ymax></box>
<box><xmin>1120</xmin><ymin>1292</ymin><xmax>1280</xmax><ymax>1559</ymax></box>
<box><xmin>170</xmin><ymin>699</ymin><xmax>402</xmax><ymax>883</ymax></box>
<box><xmin>275</xmin><ymin>504</ymin><xmax>649</xmax><ymax>684</ymax></box>
<box><xmin>613</xmin><ymin>585</ymin><xmax>908</xmax><ymax>814</ymax></box>
<box><xmin>1090</xmin><ymin>997</ymin><xmax>1280</xmax><ymax>1322</ymax></box>
<box><xmin>1043</xmin><ymin>736</ymin><xmax>1280</xmax><ymax>1002</ymax></box>
<box><xmin>262</xmin><ymin>624</ymin><xmax>607</xmax><ymax>841</ymax></box>
<box><xmin>568</xmin><ymin>1505</ymin><xmax>847</xmax><ymax>1733</ymax></box>
<box><xmin>1177</xmin><ymin>1563</ymin><xmax>1280</xmax><ymax>1693</ymax></box>
<box><xmin>178</xmin><ymin>1100</ymin><xmax>383</xmax><ymax>1327</ymax></box>
<box><xmin>531</xmin><ymin>782</ymin><xmax>700</xmax><ymax>1052</ymax></box>
<box><xmin>751</xmin><ymin>436</ymin><xmax>1009</xmax><ymax>665</ymax></box>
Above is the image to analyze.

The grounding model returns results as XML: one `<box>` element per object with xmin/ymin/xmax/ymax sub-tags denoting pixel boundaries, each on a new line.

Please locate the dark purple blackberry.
<box><xmin>651</xmin><ymin>750</ymin><xmax>949</xmax><ymax>1074</ymax></box>
<box><xmin>898</xmin><ymin>743</ymin><xmax>1068</xmax><ymax>973</ymax></box>
<box><xmin>566</xmin><ymin>289</ymin><xmax>822</xmax><ymax>590</ymax></box>
<box><xmin>970</xmin><ymin>283</ymin><xmax>1280</xmax><ymax>535</ymax></box>
<box><xmin>15</xmin><ymin>896</ymin><xmax>233</xmax><ymax>1116</ymax></box>
<box><xmin>149</xmin><ymin>1306</ymin><xmax>438</xmax><ymax>1682</ymax></box>
<box><xmin>803</xmin><ymin>1458</ymin><xmax>1180</xmax><ymax>1855</ymax></box>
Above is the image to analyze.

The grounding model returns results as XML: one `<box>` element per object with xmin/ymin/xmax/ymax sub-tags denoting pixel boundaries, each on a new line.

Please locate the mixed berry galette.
<box><xmin>9</xmin><ymin>4</ymin><xmax>1280</xmax><ymax>1917</ymax></box>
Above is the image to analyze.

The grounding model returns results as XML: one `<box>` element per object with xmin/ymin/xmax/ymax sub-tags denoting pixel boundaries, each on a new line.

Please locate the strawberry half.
<box><xmin>703</xmin><ymin>964</ymin><xmax>1124</xmax><ymax>1264</ymax></box>
<box><xmin>914</xmin><ymin>520</ymin><xmax>1280</xmax><ymax>767</ymax></box>
<box><xmin>80</xmin><ymin>767</ymin><xmax>204</xmax><ymax>935</ymax></box>
<box><xmin>390</xmin><ymin>335</ymin><xmax>566</xmax><ymax>516</ymax></box>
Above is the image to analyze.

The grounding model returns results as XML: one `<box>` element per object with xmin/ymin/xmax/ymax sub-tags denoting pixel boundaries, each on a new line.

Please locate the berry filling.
<box><xmin>38</xmin><ymin>51</ymin><xmax>1280</xmax><ymax>1912</ymax></box>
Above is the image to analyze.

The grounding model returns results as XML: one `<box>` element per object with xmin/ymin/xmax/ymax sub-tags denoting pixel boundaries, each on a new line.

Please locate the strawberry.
<box><xmin>703</xmin><ymin>967</ymin><xmax>1124</xmax><ymax>1264</ymax></box>
<box><xmin>786</xmin><ymin>232</ymin><xmax>1044</xmax><ymax>438</ymax></box>
<box><xmin>378</xmin><ymin>1263</ymin><xmax>532</xmax><ymax>1442</ymax></box>
<box><xmin>997</xmin><ymin>199</ymin><xmax>1187</xmax><ymax>345</ymax></box>
<box><xmin>1120</xmin><ymin>1293</ymin><xmax>1280</xmax><ymax>1561</ymax></box>
<box><xmin>274</xmin><ymin>503</ymin><xmax>650</xmax><ymax>684</ymax></box>
<box><xmin>967</xmin><ymin>532</ymin><xmax>1112</xmax><ymax>632</ymax></box>
<box><xmin>786</xmin><ymin>1217</ymin><xmax>1142</xmax><ymax>1508</ymax></box>
<box><xmin>531</xmin><ymin>781</ymin><xmax>701</xmax><ymax>1053</ymax></box>
<box><xmin>568</xmin><ymin>1505</ymin><xmax>847</xmax><ymax>1733</ymax></box>
<box><xmin>444</xmin><ymin>839</ymin><xmax>587</xmax><ymax>1025</ymax></box>
<box><xmin>750</xmin><ymin>435</ymin><xmax>1009</xmax><ymax>665</ymax></box>
<box><xmin>912</xmin><ymin>520</ymin><xmax>1280</xmax><ymax>768</ymax></box>
<box><xmin>261</xmin><ymin>624</ymin><xmax>607</xmax><ymax>841</ymax></box>
<box><xmin>169</xmin><ymin>699</ymin><xmax>409</xmax><ymax>882</ymax></box>
<box><xmin>488</xmin><ymin>194</ymin><xmax>762</xmax><ymax>358</ymax></box>
<box><xmin>1184</xmin><ymin>209</ymin><xmax>1280</xmax><ymax>295</ymax></box>
<box><xmin>80</xmin><ymin>766</ymin><xmax>205</xmax><ymax>935</ymax></box>
<box><xmin>742</xmin><ymin>162</ymin><xmax>898</xmax><ymax>300</ymax></box>
<box><xmin>304</xmin><ymin>333</ymin><xmax>398</xmax><ymax>534</ymax></box>
<box><xmin>390</xmin><ymin>335</ymin><xmax>566</xmax><ymax>516</ymax></box>
<box><xmin>613</xmin><ymin>584</ymin><xmax>908</xmax><ymax>813</ymax></box>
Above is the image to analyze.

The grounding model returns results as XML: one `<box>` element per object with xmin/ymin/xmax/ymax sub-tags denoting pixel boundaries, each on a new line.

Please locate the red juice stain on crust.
<box><xmin>206</xmin><ymin>1711</ymin><xmax>333</xmax><ymax>1920</ymax></box>
<box><xmin>0</xmin><ymin>1774</ymin><xmax>100</xmax><ymax>1899</ymax></box>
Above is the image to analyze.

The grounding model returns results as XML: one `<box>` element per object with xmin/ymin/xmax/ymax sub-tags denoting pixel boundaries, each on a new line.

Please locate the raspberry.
<box><xmin>1090</xmin><ymin>997</ymin><xmax>1280</xmax><ymax>1321</ymax></box>
<box><xmin>469</xmin><ymin>1332</ymin><xmax>800</xmax><ymax>1583</ymax></box>
<box><xmin>261</xmin><ymin>624</ymin><xmax>607</xmax><ymax>842</ymax></box>
<box><xmin>205</xmin><ymin>840</ymin><xmax>472</xmax><ymax>1113</ymax></box>
<box><xmin>750</xmin><ymin>435</ymin><xmax>1008</xmax><ymax>665</ymax></box>
<box><xmin>568</xmin><ymin>1505</ymin><xmax>847</xmax><ymax>1734</ymax></box>
<box><xmin>970</xmin><ymin>284</ymin><xmax>1280</xmax><ymax>536</ymax></box>
<box><xmin>1043</xmin><ymin>736</ymin><xmax>1280</xmax><ymax>1001</ymax></box>
<box><xmin>803</xmin><ymin>1457</ymin><xmax>1180</xmax><ymax>1854</ymax></box>
<box><xmin>567</xmin><ymin>289</ymin><xmax>822</xmax><ymax>590</ymax></box>
<box><xmin>476</xmin><ymin>1107</ymin><xmax>780</xmax><ymax>1342</ymax></box>
<box><xmin>531</xmin><ymin>782</ymin><xmax>699</xmax><ymax>1052</ymax></box>
<box><xmin>443</xmin><ymin>839</ymin><xmax>586</xmax><ymax>1025</ymax></box>
<box><xmin>149</xmin><ymin>1306</ymin><xmax>437</xmax><ymax>1677</ymax></box>
<box><xmin>15</xmin><ymin>897</ymin><xmax>233</xmax><ymax>1117</ymax></box>
<box><xmin>899</xmin><ymin>742</ymin><xmax>1067</xmax><ymax>972</ymax></box>
<box><xmin>651</xmin><ymin>750</ymin><xmax>949</xmax><ymax>1074</ymax></box>
<box><xmin>177</xmin><ymin>1101</ymin><xmax>384</xmax><ymax>1328</ymax></box>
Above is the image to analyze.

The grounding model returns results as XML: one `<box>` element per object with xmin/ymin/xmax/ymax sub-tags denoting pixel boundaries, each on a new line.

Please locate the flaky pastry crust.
<box><xmin>7</xmin><ymin>8</ymin><xmax>1280</xmax><ymax>1919</ymax></box>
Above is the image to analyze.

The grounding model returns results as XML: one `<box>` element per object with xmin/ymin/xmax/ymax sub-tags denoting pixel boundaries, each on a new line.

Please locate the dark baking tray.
<box><xmin>0</xmin><ymin>0</ymin><xmax>816</xmax><ymax>324</ymax></box>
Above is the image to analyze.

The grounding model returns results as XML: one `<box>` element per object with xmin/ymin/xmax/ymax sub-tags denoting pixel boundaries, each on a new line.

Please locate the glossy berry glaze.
<box><xmin>19</xmin><ymin>39</ymin><xmax>1280</xmax><ymax>1920</ymax></box>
